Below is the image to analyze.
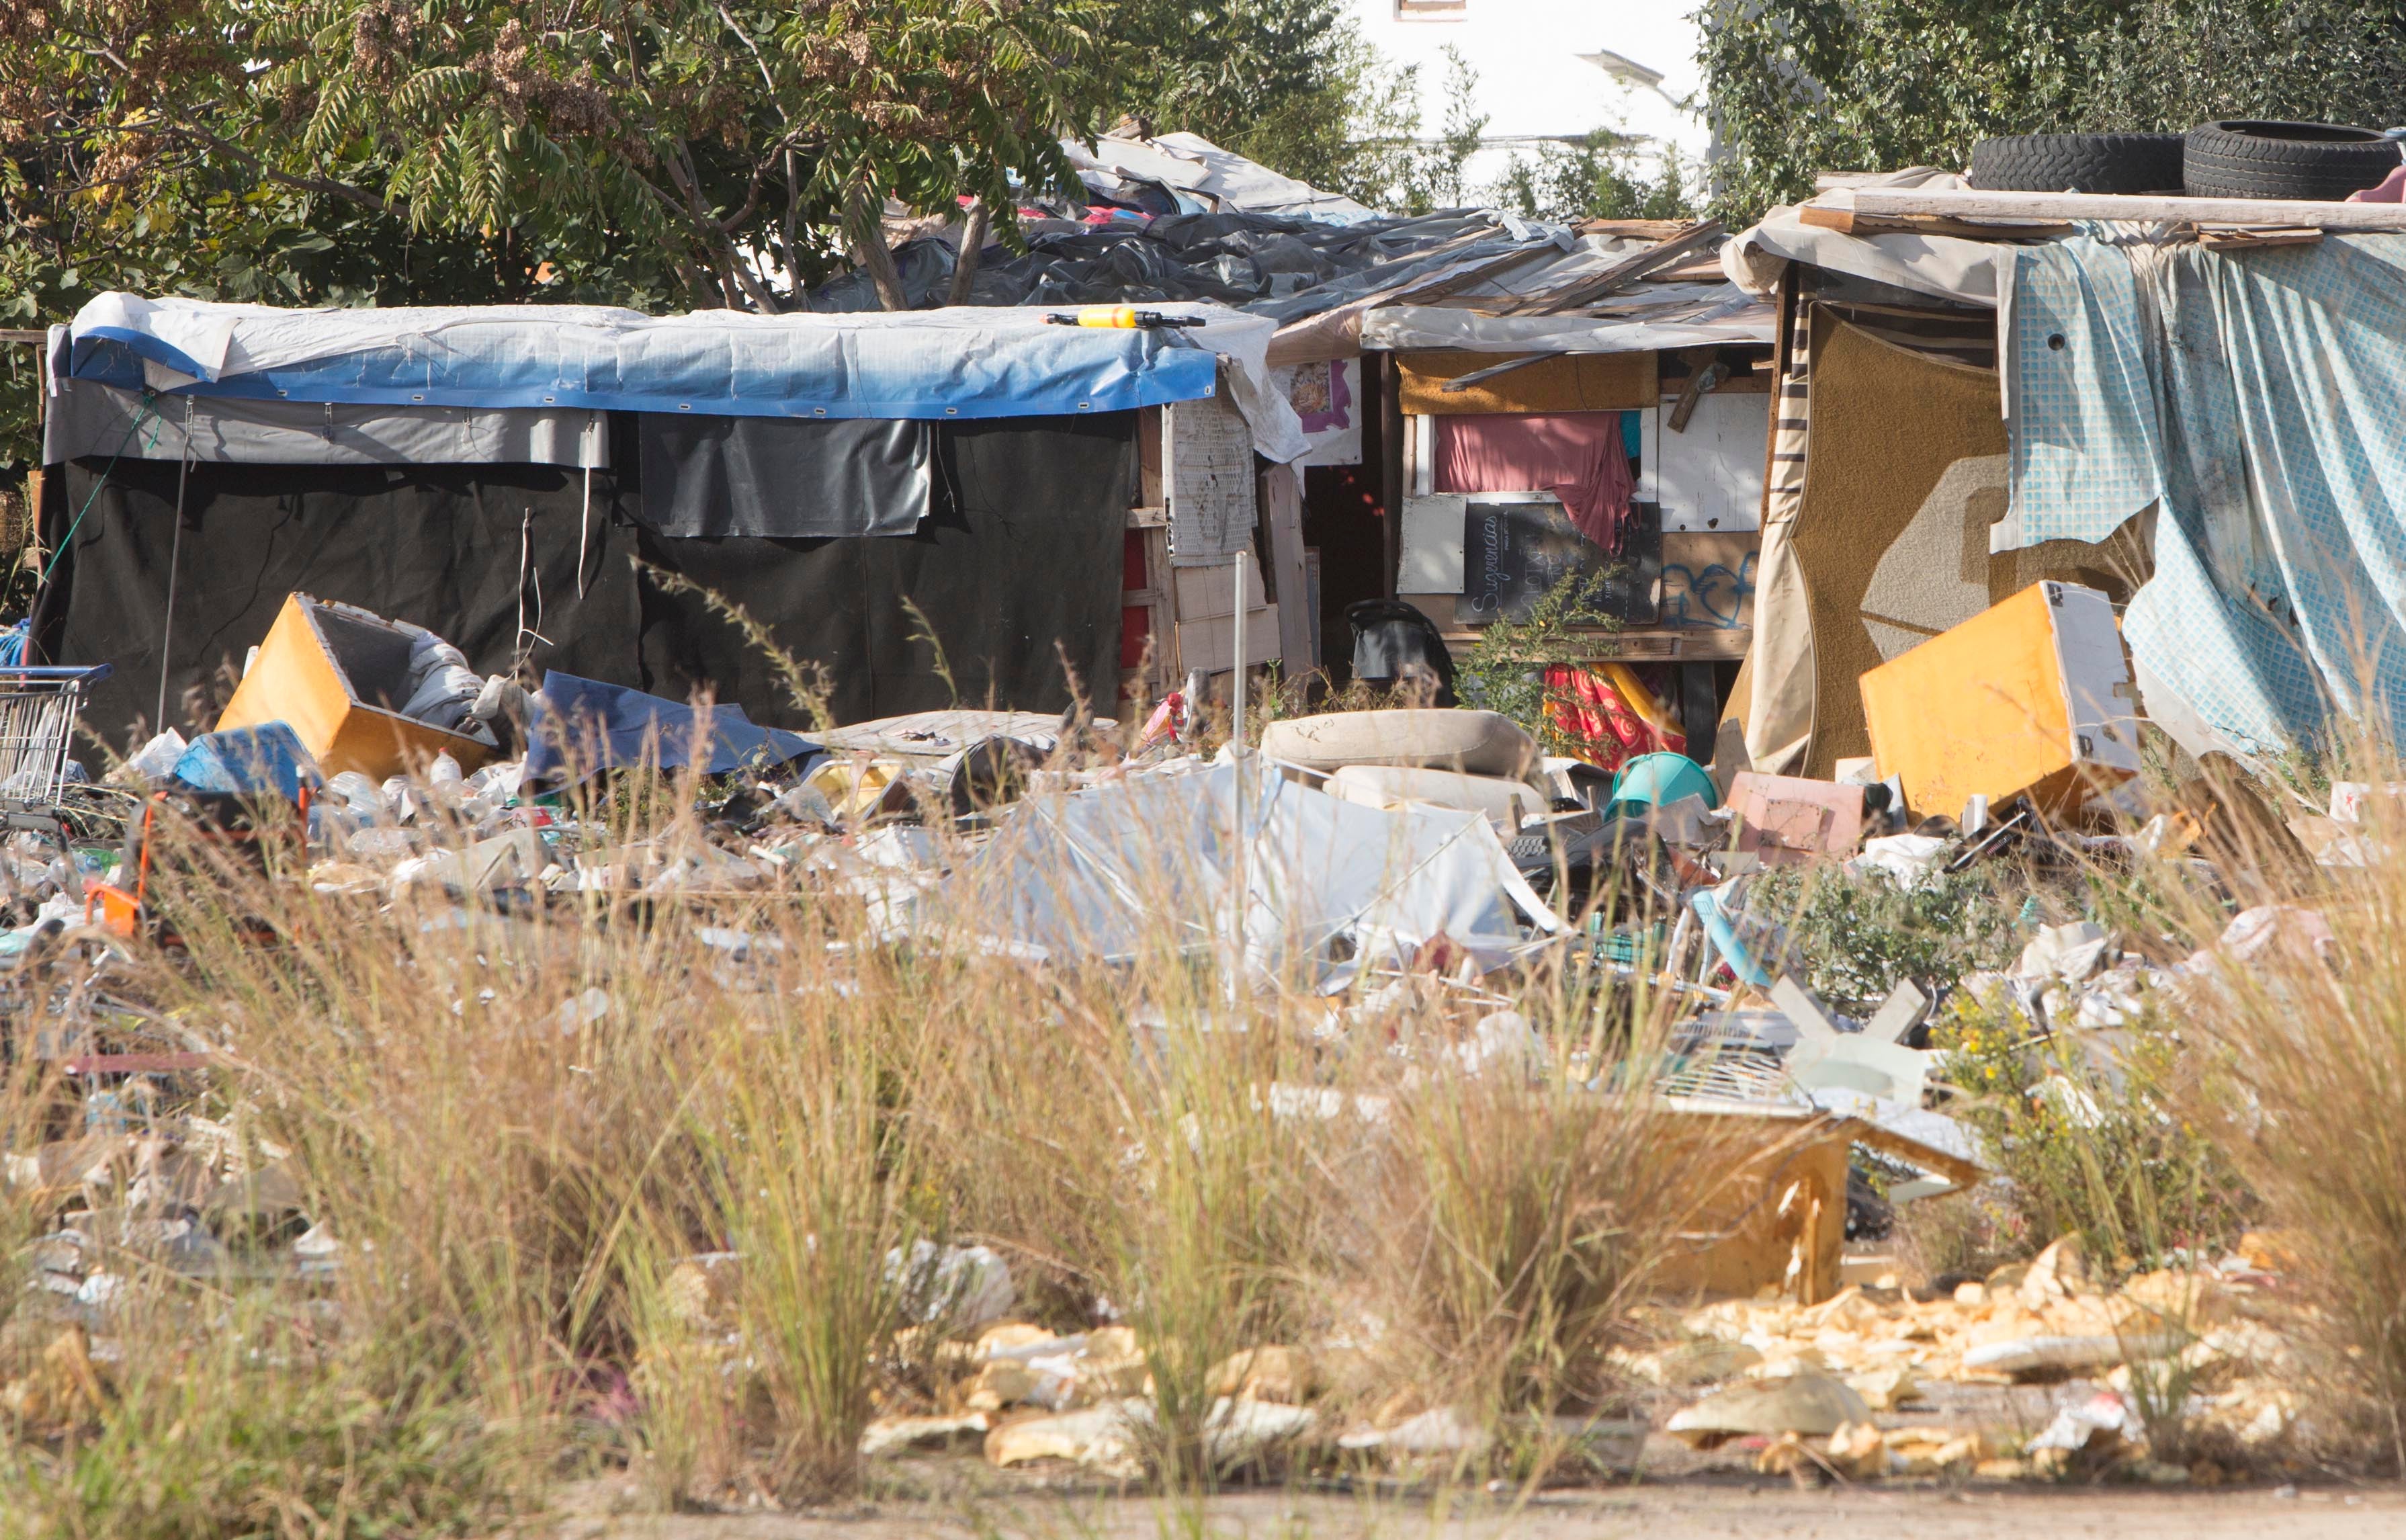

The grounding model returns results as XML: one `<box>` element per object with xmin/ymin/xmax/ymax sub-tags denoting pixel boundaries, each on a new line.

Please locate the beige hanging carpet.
<box><xmin>1790</xmin><ymin>317</ymin><xmax>2153</xmax><ymax>779</ymax></box>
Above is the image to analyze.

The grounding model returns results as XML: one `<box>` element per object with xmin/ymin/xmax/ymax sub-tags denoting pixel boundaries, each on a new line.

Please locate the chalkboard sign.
<box><xmin>1459</xmin><ymin>497</ymin><xmax>1660</xmax><ymax>626</ymax></box>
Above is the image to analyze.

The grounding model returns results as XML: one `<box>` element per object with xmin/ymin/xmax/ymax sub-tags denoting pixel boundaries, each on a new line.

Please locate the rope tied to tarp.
<box><xmin>38</xmin><ymin>394</ymin><xmax>163</xmax><ymax>591</ymax></box>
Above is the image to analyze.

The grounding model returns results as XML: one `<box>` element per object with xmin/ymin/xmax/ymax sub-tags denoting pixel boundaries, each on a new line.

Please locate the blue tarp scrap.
<box><xmin>524</xmin><ymin>672</ymin><xmax>818</xmax><ymax>784</ymax></box>
<box><xmin>170</xmin><ymin>722</ymin><xmax>320</xmax><ymax>801</ymax></box>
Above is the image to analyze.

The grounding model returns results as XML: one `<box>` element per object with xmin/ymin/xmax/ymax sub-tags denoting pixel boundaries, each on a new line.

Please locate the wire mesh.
<box><xmin>0</xmin><ymin>673</ymin><xmax>100</xmax><ymax>812</ymax></box>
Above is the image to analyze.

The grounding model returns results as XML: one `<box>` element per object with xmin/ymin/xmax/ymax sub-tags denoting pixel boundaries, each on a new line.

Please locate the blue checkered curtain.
<box><xmin>2003</xmin><ymin>237</ymin><xmax>2163</xmax><ymax>548</ymax></box>
<box><xmin>2004</xmin><ymin>233</ymin><xmax>2406</xmax><ymax>753</ymax></box>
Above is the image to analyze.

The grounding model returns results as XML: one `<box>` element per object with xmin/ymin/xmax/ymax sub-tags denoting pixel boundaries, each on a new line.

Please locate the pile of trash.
<box><xmin>0</xmin><ymin>570</ymin><xmax>2367</xmax><ymax>1491</ymax></box>
<box><xmin>1646</xmin><ymin>1232</ymin><xmax>2303</xmax><ymax>1484</ymax></box>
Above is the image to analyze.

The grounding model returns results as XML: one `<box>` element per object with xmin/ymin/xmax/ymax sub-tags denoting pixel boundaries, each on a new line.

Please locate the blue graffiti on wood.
<box><xmin>1658</xmin><ymin>548</ymin><xmax>1758</xmax><ymax>629</ymax></box>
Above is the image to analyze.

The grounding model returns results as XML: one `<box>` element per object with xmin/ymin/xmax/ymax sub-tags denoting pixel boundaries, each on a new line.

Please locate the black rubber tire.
<box><xmin>1968</xmin><ymin>132</ymin><xmax>2185</xmax><ymax>194</ymax></box>
<box><xmin>2184</xmin><ymin>120</ymin><xmax>2400</xmax><ymax>201</ymax></box>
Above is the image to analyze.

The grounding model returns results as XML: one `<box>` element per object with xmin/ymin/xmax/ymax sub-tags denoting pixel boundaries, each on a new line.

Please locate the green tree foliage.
<box><xmin>1491</xmin><ymin>136</ymin><xmax>1696</xmax><ymax>225</ymax></box>
<box><xmin>1699</xmin><ymin>0</ymin><xmax>2406</xmax><ymax>224</ymax></box>
<box><xmin>3</xmin><ymin>1</ymin><xmax>1118</xmax><ymax>322</ymax></box>
<box><xmin>1104</xmin><ymin>0</ymin><xmax>1414</xmax><ymax>198</ymax></box>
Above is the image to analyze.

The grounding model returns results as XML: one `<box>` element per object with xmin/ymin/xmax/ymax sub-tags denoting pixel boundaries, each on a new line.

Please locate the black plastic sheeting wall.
<box><xmin>36</xmin><ymin>412</ymin><xmax>1135</xmax><ymax>748</ymax></box>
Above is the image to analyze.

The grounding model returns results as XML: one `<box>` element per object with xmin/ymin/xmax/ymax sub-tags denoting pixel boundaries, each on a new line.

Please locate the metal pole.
<box><xmin>1231</xmin><ymin>548</ymin><xmax>1248</xmax><ymax>757</ymax></box>
<box><xmin>155</xmin><ymin>413</ymin><xmax>194</xmax><ymax>733</ymax></box>
<box><xmin>1228</xmin><ymin>548</ymin><xmax>1249</xmax><ymax>1004</ymax></box>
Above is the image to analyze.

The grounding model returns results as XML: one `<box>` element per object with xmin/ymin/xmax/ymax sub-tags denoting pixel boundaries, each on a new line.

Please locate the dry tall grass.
<box><xmin>2149</xmin><ymin>755</ymin><xmax>2406</xmax><ymax>1468</ymax></box>
<box><xmin>0</xmin><ymin>739</ymin><xmax>1735</xmax><ymax>1535</ymax></box>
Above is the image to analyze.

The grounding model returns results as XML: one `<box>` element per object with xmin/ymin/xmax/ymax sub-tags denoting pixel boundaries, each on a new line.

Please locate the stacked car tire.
<box><xmin>1966</xmin><ymin>122</ymin><xmax>2403</xmax><ymax>202</ymax></box>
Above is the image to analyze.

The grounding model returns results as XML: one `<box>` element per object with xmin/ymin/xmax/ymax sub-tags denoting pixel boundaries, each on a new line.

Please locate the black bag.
<box><xmin>1346</xmin><ymin>601</ymin><xmax>1455</xmax><ymax>706</ymax></box>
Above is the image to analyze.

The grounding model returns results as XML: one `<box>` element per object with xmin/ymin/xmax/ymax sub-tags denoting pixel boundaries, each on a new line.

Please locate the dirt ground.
<box><xmin>548</xmin><ymin>1477</ymin><xmax>2406</xmax><ymax>1540</ymax></box>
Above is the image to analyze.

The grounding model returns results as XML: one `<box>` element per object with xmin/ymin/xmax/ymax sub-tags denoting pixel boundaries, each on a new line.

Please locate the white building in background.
<box><xmin>1356</xmin><ymin>0</ymin><xmax>1710</xmax><ymax>196</ymax></box>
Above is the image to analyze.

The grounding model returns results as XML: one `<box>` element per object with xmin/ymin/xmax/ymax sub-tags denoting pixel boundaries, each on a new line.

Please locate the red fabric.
<box><xmin>2349</xmin><ymin>164</ymin><xmax>2406</xmax><ymax>203</ymax></box>
<box><xmin>1543</xmin><ymin>664</ymin><xmax>1683</xmax><ymax>773</ymax></box>
<box><xmin>1433</xmin><ymin>411</ymin><xmax>1635</xmax><ymax>552</ymax></box>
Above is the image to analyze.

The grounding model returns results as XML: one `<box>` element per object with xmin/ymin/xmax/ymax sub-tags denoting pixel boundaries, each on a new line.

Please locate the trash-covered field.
<box><xmin>0</xmin><ymin>600</ymin><xmax>2397</xmax><ymax>1537</ymax></box>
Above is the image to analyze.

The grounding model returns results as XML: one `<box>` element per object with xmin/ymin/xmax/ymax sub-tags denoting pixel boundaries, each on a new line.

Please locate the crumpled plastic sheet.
<box><xmin>807</xmin><ymin>210</ymin><xmax>1565</xmax><ymax>323</ymax></box>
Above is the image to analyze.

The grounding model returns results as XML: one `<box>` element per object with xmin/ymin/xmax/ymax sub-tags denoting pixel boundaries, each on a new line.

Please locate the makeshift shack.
<box><xmin>793</xmin><ymin>139</ymin><xmax>1782</xmax><ymax>754</ymax></box>
<box><xmin>30</xmin><ymin>299</ymin><xmax>1307</xmax><ymax>744</ymax></box>
<box><xmin>1719</xmin><ymin>171</ymin><xmax>2406</xmax><ymax>776</ymax></box>
<box><xmin>1297</xmin><ymin>221</ymin><xmax>1781</xmax><ymax>767</ymax></box>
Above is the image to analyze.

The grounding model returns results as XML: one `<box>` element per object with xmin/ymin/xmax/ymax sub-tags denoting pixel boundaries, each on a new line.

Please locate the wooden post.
<box><xmin>1260</xmin><ymin>462</ymin><xmax>1314</xmax><ymax>674</ymax></box>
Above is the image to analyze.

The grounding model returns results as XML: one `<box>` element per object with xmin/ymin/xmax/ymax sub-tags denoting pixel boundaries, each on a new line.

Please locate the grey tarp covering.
<box><xmin>42</xmin><ymin>378</ymin><xmax>605</xmax><ymax>468</ymax></box>
<box><xmin>634</xmin><ymin>416</ymin><xmax>929</xmax><ymax>538</ymax></box>
<box><xmin>953</xmin><ymin>759</ymin><xmax>1558</xmax><ymax>978</ymax></box>
<box><xmin>1066</xmin><ymin>132</ymin><xmax>1379</xmax><ymax>224</ymax></box>
<box><xmin>1723</xmin><ymin>206</ymin><xmax>2005</xmax><ymax>310</ymax></box>
<box><xmin>1360</xmin><ymin>293</ymin><xmax>1774</xmax><ymax>353</ymax></box>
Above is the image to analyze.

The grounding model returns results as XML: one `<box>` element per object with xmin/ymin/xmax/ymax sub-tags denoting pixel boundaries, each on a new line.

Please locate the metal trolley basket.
<box><xmin>0</xmin><ymin>665</ymin><xmax>114</xmax><ymax>843</ymax></box>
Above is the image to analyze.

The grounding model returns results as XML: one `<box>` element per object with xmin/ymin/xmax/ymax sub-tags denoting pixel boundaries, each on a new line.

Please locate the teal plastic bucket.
<box><xmin>1606</xmin><ymin>751</ymin><xmax>1717</xmax><ymax>814</ymax></box>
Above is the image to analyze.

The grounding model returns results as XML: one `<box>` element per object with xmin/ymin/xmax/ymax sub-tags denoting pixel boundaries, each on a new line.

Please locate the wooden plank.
<box><xmin>1125</xmin><ymin>505</ymin><xmax>1168</xmax><ymax>529</ymax></box>
<box><xmin>1803</xmin><ymin>207</ymin><xmax>2077</xmax><ymax>241</ymax></box>
<box><xmin>1576</xmin><ymin>218</ymin><xmax>1692</xmax><ymax>242</ymax></box>
<box><xmin>1260</xmin><ymin>463</ymin><xmax>1316</xmax><ymax>672</ymax></box>
<box><xmin>1641</xmin><ymin>255</ymin><xmax>1730</xmax><ymax>282</ymax></box>
<box><xmin>1430</xmin><ymin>625</ymin><xmax>1753</xmax><ymax>661</ymax></box>
<box><xmin>1137</xmin><ymin>407</ymin><xmax>1163</xmax><ymax>507</ymax></box>
<box><xmin>2196</xmin><ymin>225</ymin><xmax>2324</xmax><ymax>251</ymax></box>
<box><xmin>1817</xmin><ymin>184</ymin><xmax>2406</xmax><ymax>230</ymax></box>
<box><xmin>1144</xmin><ymin>525</ymin><xmax>1175</xmax><ymax>688</ymax></box>
<box><xmin>1519</xmin><ymin>219</ymin><xmax>1725</xmax><ymax>316</ymax></box>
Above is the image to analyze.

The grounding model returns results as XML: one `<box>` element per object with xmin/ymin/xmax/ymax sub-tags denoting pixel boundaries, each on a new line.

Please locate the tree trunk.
<box><xmin>781</xmin><ymin>147</ymin><xmax>804</xmax><ymax>298</ymax></box>
<box><xmin>847</xmin><ymin>185</ymin><xmax>911</xmax><ymax>311</ymax></box>
<box><xmin>945</xmin><ymin>200</ymin><xmax>991</xmax><ymax>307</ymax></box>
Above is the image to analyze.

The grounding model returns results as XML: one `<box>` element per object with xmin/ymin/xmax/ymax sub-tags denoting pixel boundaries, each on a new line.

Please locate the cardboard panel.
<box><xmin>1727</xmin><ymin>771</ymin><xmax>1865</xmax><ymax>867</ymax></box>
<box><xmin>1660</xmin><ymin>532</ymin><xmax>1759</xmax><ymax>632</ymax></box>
<box><xmin>1650</xmin><ymin>1112</ymin><xmax>1850</xmax><ymax>1305</ymax></box>
<box><xmin>1177</xmin><ymin>603</ymin><xmax>1281</xmax><ymax>673</ymax></box>
<box><xmin>1170</xmin><ymin>560</ymin><xmax>1268</xmax><ymax>619</ymax></box>
<box><xmin>1398</xmin><ymin>350</ymin><xmax>1657</xmax><ymax>415</ymax></box>
<box><xmin>1163</xmin><ymin>390</ymin><xmax>1254</xmax><ymax>568</ymax></box>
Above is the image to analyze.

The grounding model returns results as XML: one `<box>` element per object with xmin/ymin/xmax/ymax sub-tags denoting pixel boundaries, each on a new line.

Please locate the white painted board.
<box><xmin>1399</xmin><ymin>494</ymin><xmax>1467</xmax><ymax>594</ymax></box>
<box><xmin>1653</xmin><ymin>390</ymin><xmax>1768</xmax><ymax>533</ymax></box>
<box><xmin>2045</xmin><ymin>582</ymin><xmax>2143</xmax><ymax>775</ymax></box>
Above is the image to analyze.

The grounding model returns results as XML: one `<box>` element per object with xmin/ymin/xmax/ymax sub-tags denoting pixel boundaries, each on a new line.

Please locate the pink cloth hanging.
<box><xmin>1432</xmin><ymin>411</ymin><xmax>1635</xmax><ymax>552</ymax></box>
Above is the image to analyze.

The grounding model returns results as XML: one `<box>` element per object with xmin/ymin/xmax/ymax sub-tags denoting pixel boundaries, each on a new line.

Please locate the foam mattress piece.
<box><xmin>1324</xmin><ymin>765</ymin><xmax>1540</xmax><ymax>831</ymax></box>
<box><xmin>1258</xmin><ymin>709</ymin><xmax>1537</xmax><ymax>778</ymax></box>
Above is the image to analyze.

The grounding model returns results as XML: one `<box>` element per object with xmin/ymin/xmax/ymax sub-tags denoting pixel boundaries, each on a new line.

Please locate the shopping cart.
<box><xmin>0</xmin><ymin>666</ymin><xmax>112</xmax><ymax>839</ymax></box>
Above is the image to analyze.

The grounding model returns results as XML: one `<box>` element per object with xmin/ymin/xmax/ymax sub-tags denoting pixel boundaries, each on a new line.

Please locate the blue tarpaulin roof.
<box><xmin>57</xmin><ymin>294</ymin><xmax>1305</xmax><ymax>457</ymax></box>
